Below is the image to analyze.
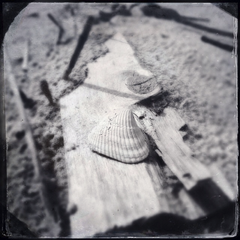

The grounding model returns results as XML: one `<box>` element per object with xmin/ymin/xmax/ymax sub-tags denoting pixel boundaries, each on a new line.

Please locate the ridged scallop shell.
<box><xmin>88</xmin><ymin>109</ymin><xmax>149</xmax><ymax>163</ymax></box>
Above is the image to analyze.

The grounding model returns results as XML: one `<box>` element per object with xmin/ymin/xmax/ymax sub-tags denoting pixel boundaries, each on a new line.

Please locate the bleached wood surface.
<box><xmin>60</xmin><ymin>93</ymin><xmax>205</xmax><ymax>237</ymax></box>
<box><xmin>133</xmin><ymin>106</ymin><xmax>235</xmax><ymax>215</ymax></box>
<box><xmin>133</xmin><ymin>107</ymin><xmax>211</xmax><ymax>190</ymax></box>
<box><xmin>60</xmin><ymin>33</ymin><xmax>228</xmax><ymax>237</ymax></box>
<box><xmin>60</xmin><ymin>34</ymin><xmax>160</xmax><ymax>237</ymax></box>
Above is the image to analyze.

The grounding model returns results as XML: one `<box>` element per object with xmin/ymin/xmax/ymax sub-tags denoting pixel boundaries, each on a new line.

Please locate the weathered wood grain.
<box><xmin>60</xmin><ymin>33</ymin><xmax>211</xmax><ymax>237</ymax></box>
<box><xmin>133</xmin><ymin>107</ymin><xmax>211</xmax><ymax>190</ymax></box>
<box><xmin>133</xmin><ymin>106</ymin><xmax>235</xmax><ymax>215</ymax></box>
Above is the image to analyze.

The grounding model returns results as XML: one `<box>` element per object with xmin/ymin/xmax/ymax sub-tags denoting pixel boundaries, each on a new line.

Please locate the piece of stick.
<box><xmin>62</xmin><ymin>16</ymin><xmax>94</xmax><ymax>80</ymax></box>
<box><xmin>48</xmin><ymin>13</ymin><xmax>64</xmax><ymax>45</ymax></box>
<box><xmin>201</xmin><ymin>35</ymin><xmax>233</xmax><ymax>52</ymax></box>
<box><xmin>134</xmin><ymin>106</ymin><xmax>233</xmax><ymax>214</ymax></box>
<box><xmin>134</xmin><ymin>107</ymin><xmax>211</xmax><ymax>190</ymax></box>
<box><xmin>22</xmin><ymin>39</ymin><xmax>29</xmax><ymax>72</ymax></box>
<box><xmin>40</xmin><ymin>80</ymin><xmax>55</xmax><ymax>105</ymax></box>
<box><xmin>5</xmin><ymin>50</ymin><xmax>59</xmax><ymax>234</ymax></box>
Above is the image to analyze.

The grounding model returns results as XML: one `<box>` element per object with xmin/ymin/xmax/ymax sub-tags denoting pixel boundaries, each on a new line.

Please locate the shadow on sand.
<box><xmin>95</xmin><ymin>202</ymin><xmax>236</xmax><ymax>237</ymax></box>
<box><xmin>141</xmin><ymin>4</ymin><xmax>233</xmax><ymax>38</ymax></box>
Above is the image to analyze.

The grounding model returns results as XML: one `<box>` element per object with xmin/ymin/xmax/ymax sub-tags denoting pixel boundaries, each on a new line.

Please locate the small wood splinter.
<box><xmin>22</xmin><ymin>39</ymin><xmax>29</xmax><ymax>72</ymax></box>
<box><xmin>40</xmin><ymin>80</ymin><xmax>55</xmax><ymax>106</ymax></box>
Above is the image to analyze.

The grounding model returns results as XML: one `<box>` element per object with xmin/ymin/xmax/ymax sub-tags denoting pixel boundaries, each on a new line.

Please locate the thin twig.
<box><xmin>47</xmin><ymin>13</ymin><xmax>65</xmax><ymax>45</ymax></box>
<box><xmin>63</xmin><ymin>16</ymin><xmax>94</xmax><ymax>80</ymax></box>
<box><xmin>22</xmin><ymin>39</ymin><xmax>29</xmax><ymax>72</ymax></box>
<box><xmin>5</xmin><ymin>49</ymin><xmax>59</xmax><ymax>236</ymax></box>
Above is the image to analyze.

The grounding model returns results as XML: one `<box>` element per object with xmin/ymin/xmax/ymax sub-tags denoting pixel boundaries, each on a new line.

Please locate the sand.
<box><xmin>3</xmin><ymin>3</ymin><xmax>237</xmax><ymax>237</ymax></box>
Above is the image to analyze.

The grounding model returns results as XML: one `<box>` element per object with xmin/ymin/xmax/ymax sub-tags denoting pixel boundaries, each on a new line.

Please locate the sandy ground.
<box><xmin>3</xmin><ymin>3</ymin><xmax>238</xmax><ymax>237</ymax></box>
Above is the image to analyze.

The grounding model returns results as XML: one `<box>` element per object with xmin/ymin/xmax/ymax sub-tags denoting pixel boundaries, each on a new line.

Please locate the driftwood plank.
<box><xmin>133</xmin><ymin>106</ymin><xmax>234</xmax><ymax>215</ymax></box>
<box><xmin>133</xmin><ymin>107</ymin><xmax>211</xmax><ymax>190</ymax></box>
<box><xmin>208</xmin><ymin>164</ymin><xmax>235</xmax><ymax>201</ymax></box>
<box><xmin>60</xmin><ymin>33</ymin><xmax>164</xmax><ymax>237</ymax></box>
<box><xmin>60</xmin><ymin>33</ymin><xmax>209</xmax><ymax>237</ymax></box>
<box><xmin>61</xmin><ymin>85</ymin><xmax>211</xmax><ymax>237</ymax></box>
<box><xmin>144</xmin><ymin>154</ymin><xmax>205</xmax><ymax>220</ymax></box>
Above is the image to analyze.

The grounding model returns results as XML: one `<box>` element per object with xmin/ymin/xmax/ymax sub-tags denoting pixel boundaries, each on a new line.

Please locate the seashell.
<box><xmin>88</xmin><ymin>109</ymin><xmax>149</xmax><ymax>163</ymax></box>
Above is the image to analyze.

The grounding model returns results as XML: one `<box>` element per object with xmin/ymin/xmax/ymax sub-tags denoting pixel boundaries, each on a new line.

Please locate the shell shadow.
<box><xmin>91</xmin><ymin>150</ymin><xmax>149</xmax><ymax>165</ymax></box>
<box><xmin>135</xmin><ymin>89</ymin><xmax>174</xmax><ymax>115</ymax></box>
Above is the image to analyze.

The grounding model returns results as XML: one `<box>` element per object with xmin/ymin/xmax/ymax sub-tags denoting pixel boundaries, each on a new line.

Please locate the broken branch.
<box><xmin>22</xmin><ymin>39</ymin><xmax>29</xmax><ymax>72</ymax></box>
<box><xmin>5</xmin><ymin>50</ymin><xmax>58</xmax><ymax>227</ymax></box>
<box><xmin>47</xmin><ymin>13</ymin><xmax>65</xmax><ymax>45</ymax></box>
<box><xmin>63</xmin><ymin>16</ymin><xmax>94</xmax><ymax>80</ymax></box>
